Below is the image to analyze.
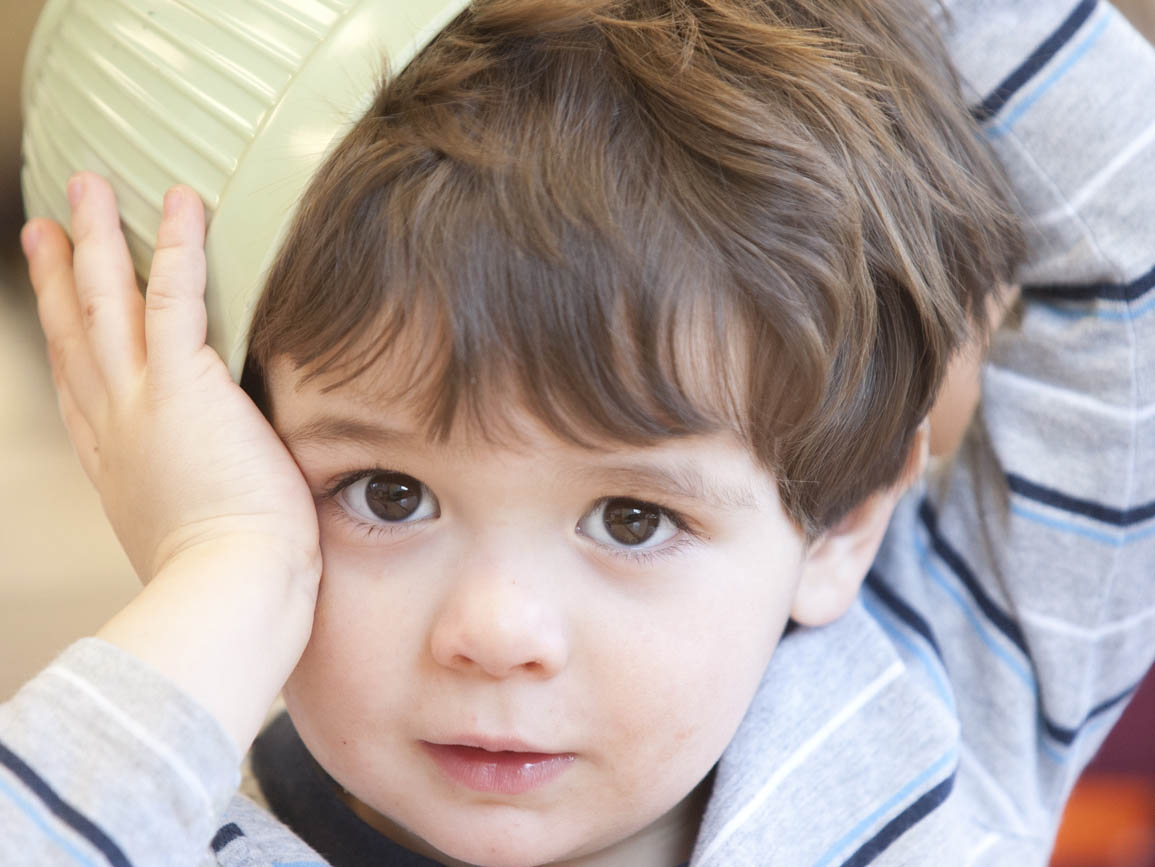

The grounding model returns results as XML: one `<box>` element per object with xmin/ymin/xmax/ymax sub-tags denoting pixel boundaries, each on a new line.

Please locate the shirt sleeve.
<box><xmin>889</xmin><ymin>0</ymin><xmax>1155</xmax><ymax>833</ymax></box>
<box><xmin>0</xmin><ymin>637</ymin><xmax>242</xmax><ymax>866</ymax></box>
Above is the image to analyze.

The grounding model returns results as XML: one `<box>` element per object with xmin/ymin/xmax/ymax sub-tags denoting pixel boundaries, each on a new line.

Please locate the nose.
<box><xmin>429</xmin><ymin>559</ymin><xmax>569</xmax><ymax>679</ymax></box>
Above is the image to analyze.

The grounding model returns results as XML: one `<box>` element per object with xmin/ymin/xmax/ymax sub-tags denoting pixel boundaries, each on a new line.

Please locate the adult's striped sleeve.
<box><xmin>919</xmin><ymin>0</ymin><xmax>1155</xmax><ymax>832</ymax></box>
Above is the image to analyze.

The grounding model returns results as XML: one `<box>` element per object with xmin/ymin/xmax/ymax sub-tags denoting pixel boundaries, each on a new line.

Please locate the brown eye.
<box><xmin>336</xmin><ymin>470</ymin><xmax>439</xmax><ymax>530</ymax></box>
<box><xmin>577</xmin><ymin>497</ymin><xmax>681</xmax><ymax>552</ymax></box>
<box><xmin>364</xmin><ymin>472</ymin><xmax>426</xmax><ymax>521</ymax></box>
<box><xmin>602</xmin><ymin>498</ymin><xmax>663</xmax><ymax>545</ymax></box>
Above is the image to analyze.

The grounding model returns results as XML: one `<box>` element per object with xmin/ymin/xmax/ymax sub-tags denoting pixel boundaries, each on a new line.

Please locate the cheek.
<box><xmin>593</xmin><ymin>569</ymin><xmax>788</xmax><ymax>791</ymax></box>
<box><xmin>283</xmin><ymin>542</ymin><xmax>427</xmax><ymax>755</ymax></box>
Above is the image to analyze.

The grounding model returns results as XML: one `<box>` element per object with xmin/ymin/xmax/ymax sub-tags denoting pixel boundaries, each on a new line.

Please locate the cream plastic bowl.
<box><xmin>22</xmin><ymin>0</ymin><xmax>470</xmax><ymax>380</ymax></box>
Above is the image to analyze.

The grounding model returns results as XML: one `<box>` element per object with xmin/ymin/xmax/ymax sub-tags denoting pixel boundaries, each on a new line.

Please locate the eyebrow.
<box><xmin>575</xmin><ymin>463</ymin><xmax>761</xmax><ymax>512</ymax></box>
<box><xmin>279</xmin><ymin>415</ymin><xmax>416</xmax><ymax>451</ymax></box>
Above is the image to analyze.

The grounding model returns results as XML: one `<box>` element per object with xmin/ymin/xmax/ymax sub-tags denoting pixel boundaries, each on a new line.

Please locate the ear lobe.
<box><xmin>791</xmin><ymin>420</ymin><xmax>929</xmax><ymax>627</ymax></box>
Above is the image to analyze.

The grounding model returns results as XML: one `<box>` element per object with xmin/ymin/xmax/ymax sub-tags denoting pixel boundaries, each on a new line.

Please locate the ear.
<box><xmin>791</xmin><ymin>420</ymin><xmax>929</xmax><ymax>627</ymax></box>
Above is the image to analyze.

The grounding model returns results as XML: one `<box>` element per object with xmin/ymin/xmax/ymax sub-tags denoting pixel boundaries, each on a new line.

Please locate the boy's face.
<box><xmin>268</xmin><ymin>358</ymin><xmax>809</xmax><ymax>867</ymax></box>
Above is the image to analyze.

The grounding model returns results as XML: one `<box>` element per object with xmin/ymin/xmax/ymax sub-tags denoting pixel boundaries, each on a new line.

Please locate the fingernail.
<box><xmin>20</xmin><ymin>223</ymin><xmax>40</xmax><ymax>259</ymax></box>
<box><xmin>163</xmin><ymin>187</ymin><xmax>181</xmax><ymax>218</ymax></box>
<box><xmin>67</xmin><ymin>174</ymin><xmax>85</xmax><ymax>209</ymax></box>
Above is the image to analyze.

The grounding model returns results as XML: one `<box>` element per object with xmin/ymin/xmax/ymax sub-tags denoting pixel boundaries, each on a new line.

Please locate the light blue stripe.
<box><xmin>862</xmin><ymin>595</ymin><xmax>955</xmax><ymax>711</ymax></box>
<box><xmin>912</xmin><ymin>528</ymin><xmax>1125</xmax><ymax>765</ymax></box>
<box><xmin>812</xmin><ymin>748</ymin><xmax>957</xmax><ymax>867</ymax></box>
<box><xmin>914</xmin><ymin>534</ymin><xmax>1035</xmax><ymax>689</ymax></box>
<box><xmin>1038</xmin><ymin>725</ymin><xmax>1068</xmax><ymax>763</ymax></box>
<box><xmin>1080</xmin><ymin>703</ymin><xmax>1124</xmax><ymax>742</ymax></box>
<box><xmin>987</xmin><ymin>9</ymin><xmax>1113</xmax><ymax>139</ymax></box>
<box><xmin>1011</xmin><ymin>503</ymin><xmax>1155</xmax><ymax>546</ymax></box>
<box><xmin>1038</xmin><ymin>293</ymin><xmax>1155</xmax><ymax>321</ymax></box>
<box><xmin>1035</xmin><ymin>704</ymin><xmax>1118</xmax><ymax>765</ymax></box>
<box><xmin>0</xmin><ymin>772</ymin><xmax>99</xmax><ymax>867</ymax></box>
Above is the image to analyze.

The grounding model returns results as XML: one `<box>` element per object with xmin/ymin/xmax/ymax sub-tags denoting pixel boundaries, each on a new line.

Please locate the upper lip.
<box><xmin>425</xmin><ymin>735</ymin><xmax>567</xmax><ymax>754</ymax></box>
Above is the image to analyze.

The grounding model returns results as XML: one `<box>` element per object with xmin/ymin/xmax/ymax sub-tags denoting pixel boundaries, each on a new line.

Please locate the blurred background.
<box><xmin>0</xmin><ymin>0</ymin><xmax>138</xmax><ymax>700</ymax></box>
<box><xmin>0</xmin><ymin>2</ymin><xmax>1153</xmax><ymax>865</ymax></box>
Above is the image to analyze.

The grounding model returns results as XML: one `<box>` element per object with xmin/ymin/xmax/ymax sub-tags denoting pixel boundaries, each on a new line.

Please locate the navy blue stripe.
<box><xmin>1023</xmin><ymin>261</ymin><xmax>1155</xmax><ymax>304</ymax></box>
<box><xmin>839</xmin><ymin>771</ymin><xmax>956</xmax><ymax>867</ymax></box>
<box><xmin>0</xmin><ymin>737</ymin><xmax>132</xmax><ymax>867</ymax></box>
<box><xmin>1008</xmin><ymin>473</ymin><xmax>1155</xmax><ymax>527</ymax></box>
<box><xmin>1044</xmin><ymin>681</ymin><xmax>1139</xmax><ymax>745</ymax></box>
<box><xmin>863</xmin><ymin>571</ymin><xmax>943</xmax><ymax>660</ymax></box>
<box><xmin>971</xmin><ymin>0</ymin><xmax>1099</xmax><ymax>122</ymax></box>
<box><xmin>918</xmin><ymin>500</ymin><xmax>1029</xmax><ymax>655</ymax></box>
<box><xmin>211</xmin><ymin>822</ymin><xmax>245</xmax><ymax>853</ymax></box>
<box><xmin>920</xmin><ymin>498</ymin><xmax>1142</xmax><ymax>749</ymax></box>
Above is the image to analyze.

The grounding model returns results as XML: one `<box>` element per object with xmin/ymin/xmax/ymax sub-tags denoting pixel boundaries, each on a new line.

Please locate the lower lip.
<box><xmin>421</xmin><ymin>742</ymin><xmax>575</xmax><ymax>795</ymax></box>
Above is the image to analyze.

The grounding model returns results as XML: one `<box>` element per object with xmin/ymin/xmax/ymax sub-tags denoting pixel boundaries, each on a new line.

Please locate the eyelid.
<box><xmin>321</xmin><ymin>468</ymin><xmax>438</xmax><ymax>535</ymax></box>
<box><xmin>595</xmin><ymin>495</ymin><xmax>701</xmax><ymax>538</ymax></box>
<box><xmin>592</xmin><ymin>496</ymin><xmax>693</xmax><ymax>532</ymax></box>
<box><xmin>318</xmin><ymin>475</ymin><xmax>703</xmax><ymax>557</ymax></box>
<box><xmin>320</xmin><ymin>468</ymin><xmax>379</xmax><ymax>500</ymax></box>
<box><xmin>578</xmin><ymin>496</ymin><xmax>697</xmax><ymax>556</ymax></box>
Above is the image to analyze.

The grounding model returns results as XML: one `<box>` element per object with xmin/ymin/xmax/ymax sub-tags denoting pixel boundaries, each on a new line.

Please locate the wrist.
<box><xmin>98</xmin><ymin>537</ymin><xmax>321</xmax><ymax>752</ymax></box>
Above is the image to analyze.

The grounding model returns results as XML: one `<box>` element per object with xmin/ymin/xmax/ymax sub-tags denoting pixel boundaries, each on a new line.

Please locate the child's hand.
<box><xmin>21</xmin><ymin>173</ymin><xmax>321</xmax><ymax>749</ymax></box>
<box><xmin>22</xmin><ymin>173</ymin><xmax>319</xmax><ymax>589</ymax></box>
<box><xmin>928</xmin><ymin>284</ymin><xmax>1020</xmax><ymax>459</ymax></box>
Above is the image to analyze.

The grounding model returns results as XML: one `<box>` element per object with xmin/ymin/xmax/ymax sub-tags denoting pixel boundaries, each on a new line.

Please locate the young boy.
<box><xmin>5</xmin><ymin>0</ymin><xmax>1155</xmax><ymax>865</ymax></box>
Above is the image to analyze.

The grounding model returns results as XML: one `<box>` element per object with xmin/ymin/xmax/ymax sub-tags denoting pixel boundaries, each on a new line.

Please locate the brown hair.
<box><xmin>246</xmin><ymin>0</ymin><xmax>1022</xmax><ymax>537</ymax></box>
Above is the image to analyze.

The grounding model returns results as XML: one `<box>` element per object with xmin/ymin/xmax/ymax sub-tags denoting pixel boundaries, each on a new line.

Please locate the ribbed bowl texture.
<box><xmin>22</xmin><ymin>0</ymin><xmax>355</xmax><ymax>284</ymax></box>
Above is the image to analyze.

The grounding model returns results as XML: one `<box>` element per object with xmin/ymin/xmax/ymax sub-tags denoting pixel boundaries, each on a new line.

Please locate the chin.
<box><xmin>446</xmin><ymin>847</ymin><xmax>553</xmax><ymax>867</ymax></box>
<box><xmin>428</xmin><ymin>837</ymin><xmax>556</xmax><ymax>867</ymax></box>
<box><xmin>414</xmin><ymin>812</ymin><xmax>589</xmax><ymax>867</ymax></box>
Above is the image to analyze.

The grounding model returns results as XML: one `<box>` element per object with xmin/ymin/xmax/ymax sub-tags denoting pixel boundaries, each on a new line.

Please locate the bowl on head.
<box><xmin>21</xmin><ymin>0</ymin><xmax>469</xmax><ymax>381</ymax></box>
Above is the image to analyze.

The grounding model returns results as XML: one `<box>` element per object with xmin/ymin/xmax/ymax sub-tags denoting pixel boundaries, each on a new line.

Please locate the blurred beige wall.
<box><xmin>1</xmin><ymin>2</ymin><xmax>1154</xmax><ymax>701</ymax></box>
<box><xmin>1</xmin><ymin>0</ymin><xmax>137</xmax><ymax>701</ymax></box>
<box><xmin>0</xmin><ymin>0</ymin><xmax>137</xmax><ymax>692</ymax></box>
<box><xmin>1124</xmin><ymin>0</ymin><xmax>1155</xmax><ymax>34</ymax></box>
<box><xmin>0</xmin><ymin>1</ymin><xmax>47</xmax><ymax>246</ymax></box>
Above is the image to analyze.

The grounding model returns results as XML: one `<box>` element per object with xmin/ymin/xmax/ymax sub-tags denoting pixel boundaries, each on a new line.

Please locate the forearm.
<box><xmin>99</xmin><ymin>539</ymin><xmax>320</xmax><ymax>754</ymax></box>
<box><xmin>911</xmin><ymin>0</ymin><xmax>1155</xmax><ymax>802</ymax></box>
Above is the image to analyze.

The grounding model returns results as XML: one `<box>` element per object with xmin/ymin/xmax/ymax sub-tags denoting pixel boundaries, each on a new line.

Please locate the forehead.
<box><xmin>262</xmin><ymin>266</ymin><xmax>755</xmax><ymax>444</ymax></box>
<box><xmin>265</xmin><ymin>355</ymin><xmax>779</xmax><ymax>510</ymax></box>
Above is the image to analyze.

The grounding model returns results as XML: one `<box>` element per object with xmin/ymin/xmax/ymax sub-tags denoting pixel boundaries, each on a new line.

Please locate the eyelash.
<box><xmin>583</xmin><ymin>496</ymin><xmax>701</xmax><ymax>565</ymax></box>
<box><xmin>318</xmin><ymin>469</ymin><xmax>417</xmax><ymax>542</ymax></box>
<box><xmin>318</xmin><ymin>469</ymin><xmax>704</xmax><ymax>561</ymax></box>
<box><xmin>605</xmin><ymin>534</ymin><xmax>699</xmax><ymax>566</ymax></box>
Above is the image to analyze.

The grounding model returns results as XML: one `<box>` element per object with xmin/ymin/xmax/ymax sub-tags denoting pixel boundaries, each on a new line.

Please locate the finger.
<box><xmin>144</xmin><ymin>186</ymin><xmax>208</xmax><ymax>383</ymax></box>
<box><xmin>23</xmin><ymin>218</ymin><xmax>105</xmax><ymax>419</ymax></box>
<box><xmin>68</xmin><ymin>172</ymin><xmax>146</xmax><ymax>390</ymax></box>
<box><xmin>55</xmin><ymin>380</ymin><xmax>101</xmax><ymax>485</ymax></box>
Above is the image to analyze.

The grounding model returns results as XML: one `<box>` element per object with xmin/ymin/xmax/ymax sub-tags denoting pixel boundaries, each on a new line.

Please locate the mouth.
<box><xmin>421</xmin><ymin>741</ymin><xmax>576</xmax><ymax>795</ymax></box>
